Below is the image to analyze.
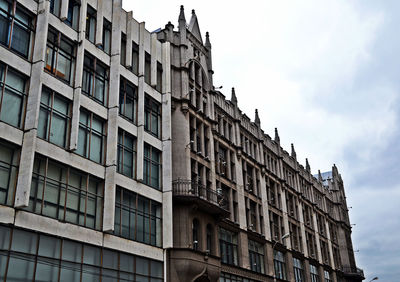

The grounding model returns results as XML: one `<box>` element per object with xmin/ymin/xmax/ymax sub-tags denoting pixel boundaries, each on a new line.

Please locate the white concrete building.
<box><xmin>0</xmin><ymin>0</ymin><xmax>171</xmax><ymax>280</ymax></box>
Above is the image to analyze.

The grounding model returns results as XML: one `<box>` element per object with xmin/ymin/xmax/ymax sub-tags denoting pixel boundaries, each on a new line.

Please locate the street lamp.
<box><xmin>369</xmin><ymin>277</ymin><xmax>378</xmax><ymax>282</ymax></box>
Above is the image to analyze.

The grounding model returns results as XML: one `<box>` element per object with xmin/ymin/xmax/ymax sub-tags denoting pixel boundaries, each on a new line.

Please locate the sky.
<box><xmin>122</xmin><ymin>1</ymin><xmax>400</xmax><ymax>280</ymax></box>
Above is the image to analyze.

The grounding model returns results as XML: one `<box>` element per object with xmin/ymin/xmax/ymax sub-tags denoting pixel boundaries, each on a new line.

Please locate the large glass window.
<box><xmin>248</xmin><ymin>240</ymin><xmax>264</xmax><ymax>274</ymax></box>
<box><xmin>219</xmin><ymin>227</ymin><xmax>238</xmax><ymax>266</ymax></box>
<box><xmin>37</xmin><ymin>87</ymin><xmax>71</xmax><ymax>148</ymax></box>
<box><xmin>82</xmin><ymin>52</ymin><xmax>109</xmax><ymax>105</ymax></box>
<box><xmin>310</xmin><ymin>264</ymin><xmax>320</xmax><ymax>282</ymax></box>
<box><xmin>0</xmin><ymin>63</ymin><xmax>27</xmax><ymax>128</ymax></box>
<box><xmin>77</xmin><ymin>109</ymin><xmax>105</xmax><ymax>163</ymax></box>
<box><xmin>45</xmin><ymin>27</ymin><xmax>75</xmax><ymax>85</ymax></box>
<box><xmin>114</xmin><ymin>187</ymin><xmax>162</xmax><ymax>247</ymax></box>
<box><xmin>85</xmin><ymin>5</ymin><xmax>96</xmax><ymax>43</ymax></box>
<box><xmin>27</xmin><ymin>156</ymin><xmax>103</xmax><ymax>230</ymax></box>
<box><xmin>293</xmin><ymin>257</ymin><xmax>304</xmax><ymax>282</ymax></box>
<box><xmin>117</xmin><ymin>130</ymin><xmax>136</xmax><ymax>178</ymax></box>
<box><xmin>0</xmin><ymin>225</ymin><xmax>163</xmax><ymax>281</ymax></box>
<box><xmin>119</xmin><ymin>77</ymin><xmax>137</xmax><ymax>123</ymax></box>
<box><xmin>274</xmin><ymin>250</ymin><xmax>287</xmax><ymax>280</ymax></box>
<box><xmin>144</xmin><ymin>95</ymin><xmax>161</xmax><ymax>138</ymax></box>
<box><xmin>143</xmin><ymin>143</ymin><xmax>161</xmax><ymax>190</ymax></box>
<box><xmin>0</xmin><ymin>141</ymin><xmax>18</xmax><ymax>206</ymax></box>
<box><xmin>0</xmin><ymin>0</ymin><xmax>34</xmax><ymax>58</ymax></box>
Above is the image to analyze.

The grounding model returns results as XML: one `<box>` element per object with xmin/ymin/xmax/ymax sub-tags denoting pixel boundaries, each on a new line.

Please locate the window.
<box><xmin>206</xmin><ymin>224</ymin><xmax>213</xmax><ymax>253</ymax></box>
<box><xmin>45</xmin><ymin>27</ymin><xmax>75</xmax><ymax>85</ymax></box>
<box><xmin>82</xmin><ymin>52</ymin><xmax>109</xmax><ymax>105</ymax></box>
<box><xmin>274</xmin><ymin>250</ymin><xmax>287</xmax><ymax>280</ymax></box>
<box><xmin>324</xmin><ymin>270</ymin><xmax>332</xmax><ymax>282</ymax></box>
<box><xmin>114</xmin><ymin>187</ymin><xmax>162</xmax><ymax>247</ymax></box>
<box><xmin>219</xmin><ymin>227</ymin><xmax>238</xmax><ymax>265</ymax></box>
<box><xmin>117</xmin><ymin>130</ymin><xmax>136</xmax><ymax>178</ymax></box>
<box><xmin>0</xmin><ymin>0</ymin><xmax>34</xmax><ymax>58</ymax></box>
<box><xmin>144</xmin><ymin>95</ymin><xmax>161</xmax><ymax>138</ymax></box>
<box><xmin>0</xmin><ymin>225</ymin><xmax>163</xmax><ymax>281</ymax></box>
<box><xmin>131</xmin><ymin>42</ymin><xmax>139</xmax><ymax>74</ymax></box>
<box><xmin>65</xmin><ymin>0</ymin><xmax>80</xmax><ymax>29</ymax></box>
<box><xmin>0</xmin><ymin>63</ymin><xmax>27</xmax><ymax>128</ymax></box>
<box><xmin>156</xmin><ymin>62</ymin><xmax>162</xmax><ymax>92</ymax></box>
<box><xmin>50</xmin><ymin>0</ymin><xmax>79</xmax><ymax>30</ymax></box>
<box><xmin>119</xmin><ymin>77</ymin><xmax>137</xmax><ymax>123</ymax></box>
<box><xmin>27</xmin><ymin>156</ymin><xmax>103</xmax><ymax>230</ymax></box>
<box><xmin>310</xmin><ymin>264</ymin><xmax>320</xmax><ymax>282</ymax></box>
<box><xmin>37</xmin><ymin>87</ymin><xmax>71</xmax><ymax>148</ymax></box>
<box><xmin>192</xmin><ymin>219</ymin><xmax>200</xmax><ymax>250</ymax></box>
<box><xmin>293</xmin><ymin>258</ymin><xmax>304</xmax><ymax>282</ymax></box>
<box><xmin>144</xmin><ymin>52</ymin><xmax>151</xmax><ymax>84</ymax></box>
<box><xmin>100</xmin><ymin>18</ymin><xmax>111</xmax><ymax>54</ymax></box>
<box><xmin>77</xmin><ymin>109</ymin><xmax>105</xmax><ymax>163</ymax></box>
<box><xmin>85</xmin><ymin>5</ymin><xmax>96</xmax><ymax>43</ymax></box>
<box><xmin>143</xmin><ymin>143</ymin><xmax>161</xmax><ymax>189</ymax></box>
<box><xmin>120</xmin><ymin>33</ymin><xmax>126</xmax><ymax>66</ymax></box>
<box><xmin>0</xmin><ymin>141</ymin><xmax>18</xmax><ymax>206</ymax></box>
<box><xmin>248</xmin><ymin>240</ymin><xmax>265</xmax><ymax>274</ymax></box>
<box><xmin>219</xmin><ymin>272</ymin><xmax>260</xmax><ymax>282</ymax></box>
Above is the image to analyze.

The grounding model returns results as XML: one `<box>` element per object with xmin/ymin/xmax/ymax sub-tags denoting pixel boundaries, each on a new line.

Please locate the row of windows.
<box><xmin>0</xmin><ymin>142</ymin><xmax>162</xmax><ymax>247</ymax></box>
<box><xmin>0</xmin><ymin>225</ymin><xmax>163</xmax><ymax>282</ymax></box>
<box><xmin>219</xmin><ymin>273</ymin><xmax>260</xmax><ymax>282</ymax></box>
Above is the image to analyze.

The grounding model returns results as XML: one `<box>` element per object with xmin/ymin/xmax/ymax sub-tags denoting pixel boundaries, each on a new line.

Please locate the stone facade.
<box><xmin>0</xmin><ymin>1</ymin><xmax>363</xmax><ymax>282</ymax></box>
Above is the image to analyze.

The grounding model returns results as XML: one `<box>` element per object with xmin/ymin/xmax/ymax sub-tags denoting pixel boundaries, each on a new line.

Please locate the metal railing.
<box><xmin>341</xmin><ymin>266</ymin><xmax>365</xmax><ymax>277</ymax></box>
<box><xmin>172</xmin><ymin>179</ymin><xmax>229</xmax><ymax>210</ymax></box>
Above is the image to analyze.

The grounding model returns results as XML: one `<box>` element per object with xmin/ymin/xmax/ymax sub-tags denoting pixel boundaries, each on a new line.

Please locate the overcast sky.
<box><xmin>123</xmin><ymin>1</ymin><xmax>400</xmax><ymax>280</ymax></box>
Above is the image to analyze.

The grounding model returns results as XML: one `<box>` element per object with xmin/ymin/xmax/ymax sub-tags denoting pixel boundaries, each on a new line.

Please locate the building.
<box><xmin>0</xmin><ymin>1</ymin><xmax>363</xmax><ymax>282</ymax></box>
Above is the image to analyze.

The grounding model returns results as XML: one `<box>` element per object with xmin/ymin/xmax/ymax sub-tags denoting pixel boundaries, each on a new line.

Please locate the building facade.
<box><xmin>0</xmin><ymin>1</ymin><xmax>363</xmax><ymax>282</ymax></box>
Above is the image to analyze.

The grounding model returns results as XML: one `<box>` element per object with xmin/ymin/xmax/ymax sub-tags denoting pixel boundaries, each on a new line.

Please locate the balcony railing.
<box><xmin>172</xmin><ymin>179</ymin><xmax>229</xmax><ymax>212</ymax></box>
<box><xmin>341</xmin><ymin>266</ymin><xmax>365</xmax><ymax>278</ymax></box>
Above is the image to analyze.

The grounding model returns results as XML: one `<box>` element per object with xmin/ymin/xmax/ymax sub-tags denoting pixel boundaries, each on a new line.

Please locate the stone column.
<box><xmin>15</xmin><ymin>0</ymin><xmax>49</xmax><ymax>208</ymax></box>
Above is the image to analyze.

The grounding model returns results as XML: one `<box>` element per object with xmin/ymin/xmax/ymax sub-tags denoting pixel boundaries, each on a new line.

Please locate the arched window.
<box><xmin>193</xmin><ymin>219</ymin><xmax>200</xmax><ymax>250</ymax></box>
<box><xmin>206</xmin><ymin>224</ymin><xmax>213</xmax><ymax>254</ymax></box>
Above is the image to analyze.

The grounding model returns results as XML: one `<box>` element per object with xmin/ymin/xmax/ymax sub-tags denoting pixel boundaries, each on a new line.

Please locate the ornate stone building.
<box><xmin>0</xmin><ymin>0</ymin><xmax>363</xmax><ymax>281</ymax></box>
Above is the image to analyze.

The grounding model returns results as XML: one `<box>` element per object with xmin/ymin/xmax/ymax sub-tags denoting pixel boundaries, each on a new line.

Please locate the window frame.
<box><xmin>219</xmin><ymin>227</ymin><xmax>238</xmax><ymax>266</ymax></box>
<box><xmin>273</xmin><ymin>250</ymin><xmax>287</xmax><ymax>280</ymax></box>
<box><xmin>27</xmin><ymin>156</ymin><xmax>104</xmax><ymax>231</ymax></box>
<box><xmin>0</xmin><ymin>141</ymin><xmax>19</xmax><ymax>206</ymax></box>
<box><xmin>119</xmin><ymin>77</ymin><xmax>138</xmax><ymax>124</ymax></box>
<box><xmin>82</xmin><ymin>52</ymin><xmax>109</xmax><ymax>106</ymax></box>
<box><xmin>117</xmin><ymin>129</ymin><xmax>136</xmax><ymax>179</ymax></box>
<box><xmin>144</xmin><ymin>94</ymin><xmax>161</xmax><ymax>138</ymax></box>
<box><xmin>37</xmin><ymin>86</ymin><xmax>71</xmax><ymax>148</ymax></box>
<box><xmin>248</xmin><ymin>239</ymin><xmax>265</xmax><ymax>274</ymax></box>
<box><xmin>114</xmin><ymin>187</ymin><xmax>162</xmax><ymax>247</ymax></box>
<box><xmin>143</xmin><ymin>143</ymin><xmax>162</xmax><ymax>190</ymax></box>
<box><xmin>0</xmin><ymin>0</ymin><xmax>34</xmax><ymax>58</ymax></box>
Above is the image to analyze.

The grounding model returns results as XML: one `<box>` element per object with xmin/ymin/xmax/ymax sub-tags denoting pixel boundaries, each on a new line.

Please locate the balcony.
<box><xmin>341</xmin><ymin>266</ymin><xmax>365</xmax><ymax>281</ymax></box>
<box><xmin>172</xmin><ymin>179</ymin><xmax>230</xmax><ymax>216</ymax></box>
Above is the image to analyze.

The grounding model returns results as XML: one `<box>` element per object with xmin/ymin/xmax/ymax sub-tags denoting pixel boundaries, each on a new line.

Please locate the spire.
<box><xmin>306</xmin><ymin>158</ymin><xmax>311</xmax><ymax>173</ymax></box>
<box><xmin>274</xmin><ymin>128</ymin><xmax>280</xmax><ymax>143</ymax></box>
<box><xmin>188</xmin><ymin>8</ymin><xmax>203</xmax><ymax>44</ymax></box>
<box><xmin>231</xmin><ymin>87</ymin><xmax>238</xmax><ymax>105</ymax></box>
<box><xmin>178</xmin><ymin>5</ymin><xmax>186</xmax><ymax>22</ymax></box>
<box><xmin>255</xmin><ymin>109</ymin><xmax>260</xmax><ymax>126</ymax></box>
<box><xmin>318</xmin><ymin>170</ymin><xmax>323</xmax><ymax>182</ymax></box>
<box><xmin>291</xmin><ymin>143</ymin><xmax>296</xmax><ymax>159</ymax></box>
<box><xmin>205</xmin><ymin>31</ymin><xmax>211</xmax><ymax>48</ymax></box>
